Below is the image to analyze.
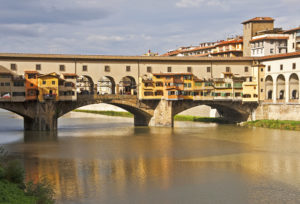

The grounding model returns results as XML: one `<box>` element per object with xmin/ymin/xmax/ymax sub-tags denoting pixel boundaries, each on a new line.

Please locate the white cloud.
<box><xmin>175</xmin><ymin>0</ymin><xmax>229</xmax><ymax>9</ymax></box>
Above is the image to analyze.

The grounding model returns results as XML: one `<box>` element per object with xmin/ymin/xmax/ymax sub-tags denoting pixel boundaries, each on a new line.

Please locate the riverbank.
<box><xmin>243</xmin><ymin>120</ymin><xmax>300</xmax><ymax>131</ymax></box>
<box><xmin>73</xmin><ymin>109</ymin><xmax>226</xmax><ymax>123</ymax></box>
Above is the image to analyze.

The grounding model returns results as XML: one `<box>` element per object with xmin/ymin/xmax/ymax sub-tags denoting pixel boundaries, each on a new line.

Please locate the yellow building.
<box><xmin>38</xmin><ymin>72</ymin><xmax>60</xmax><ymax>102</ymax></box>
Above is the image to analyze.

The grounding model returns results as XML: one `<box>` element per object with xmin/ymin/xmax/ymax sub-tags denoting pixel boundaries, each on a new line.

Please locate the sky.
<box><xmin>0</xmin><ymin>0</ymin><xmax>299</xmax><ymax>55</ymax></box>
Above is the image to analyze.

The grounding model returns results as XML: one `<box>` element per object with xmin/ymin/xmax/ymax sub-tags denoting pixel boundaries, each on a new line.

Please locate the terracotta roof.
<box><xmin>0</xmin><ymin>53</ymin><xmax>255</xmax><ymax>62</ymax></box>
<box><xmin>24</xmin><ymin>70</ymin><xmax>39</xmax><ymax>74</ymax></box>
<box><xmin>216</xmin><ymin>39</ymin><xmax>243</xmax><ymax>46</ymax></box>
<box><xmin>250</xmin><ymin>36</ymin><xmax>288</xmax><ymax>43</ymax></box>
<box><xmin>180</xmin><ymin>45</ymin><xmax>216</xmax><ymax>53</ymax></box>
<box><xmin>62</xmin><ymin>73</ymin><xmax>78</xmax><ymax>77</ymax></box>
<box><xmin>259</xmin><ymin>51</ymin><xmax>300</xmax><ymax>61</ymax></box>
<box><xmin>284</xmin><ymin>26</ymin><xmax>300</xmax><ymax>33</ymax></box>
<box><xmin>153</xmin><ymin>73</ymin><xmax>193</xmax><ymax>76</ymax></box>
<box><xmin>242</xmin><ymin>17</ymin><xmax>274</xmax><ymax>24</ymax></box>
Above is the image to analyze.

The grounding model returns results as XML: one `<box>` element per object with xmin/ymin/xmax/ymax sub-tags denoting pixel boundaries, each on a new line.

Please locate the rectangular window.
<box><xmin>52</xmin><ymin>81</ymin><xmax>55</xmax><ymax>85</ymax></box>
<box><xmin>226</xmin><ymin>67</ymin><xmax>231</xmax><ymax>72</ymax></box>
<box><xmin>280</xmin><ymin>64</ymin><xmax>283</xmax><ymax>70</ymax></box>
<box><xmin>147</xmin><ymin>66</ymin><xmax>152</xmax><ymax>73</ymax></box>
<box><xmin>5</xmin><ymin>82</ymin><xmax>10</xmax><ymax>86</ymax></box>
<box><xmin>293</xmin><ymin>63</ymin><xmax>296</xmax><ymax>70</ymax></box>
<box><xmin>261</xmin><ymin>78</ymin><xmax>263</xmax><ymax>82</ymax></box>
<box><xmin>270</xmin><ymin>48</ymin><xmax>274</xmax><ymax>54</ymax></box>
<box><xmin>13</xmin><ymin>82</ymin><xmax>24</xmax><ymax>86</ymax></box>
<box><xmin>187</xmin><ymin>67</ymin><xmax>192</xmax><ymax>73</ymax></box>
<box><xmin>244</xmin><ymin>66</ymin><xmax>248</xmax><ymax>72</ymax></box>
<box><xmin>59</xmin><ymin>65</ymin><xmax>65</xmax><ymax>71</ymax></box>
<box><xmin>105</xmin><ymin>65</ymin><xmax>110</xmax><ymax>72</ymax></box>
<box><xmin>126</xmin><ymin>66</ymin><xmax>131</xmax><ymax>72</ymax></box>
<box><xmin>207</xmin><ymin>67</ymin><xmax>211</xmax><ymax>73</ymax></box>
<box><xmin>43</xmin><ymin>81</ymin><xmax>46</xmax><ymax>85</ymax></box>
<box><xmin>268</xmin><ymin>65</ymin><xmax>271</xmax><ymax>72</ymax></box>
<box><xmin>10</xmin><ymin>64</ymin><xmax>17</xmax><ymax>71</ymax></box>
<box><xmin>82</xmin><ymin>65</ymin><xmax>88</xmax><ymax>71</ymax></box>
<box><xmin>12</xmin><ymin>92</ymin><xmax>25</xmax><ymax>97</ymax></box>
<box><xmin>167</xmin><ymin>67</ymin><xmax>172</xmax><ymax>72</ymax></box>
<box><xmin>36</xmin><ymin>64</ymin><xmax>41</xmax><ymax>71</ymax></box>
<box><xmin>261</xmin><ymin>89</ymin><xmax>264</xmax><ymax>93</ymax></box>
<box><xmin>261</xmin><ymin>68</ymin><xmax>263</xmax><ymax>72</ymax></box>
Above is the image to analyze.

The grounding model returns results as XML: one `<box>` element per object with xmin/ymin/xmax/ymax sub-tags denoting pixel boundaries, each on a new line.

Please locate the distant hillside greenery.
<box><xmin>0</xmin><ymin>147</ymin><xmax>55</xmax><ymax>204</ymax></box>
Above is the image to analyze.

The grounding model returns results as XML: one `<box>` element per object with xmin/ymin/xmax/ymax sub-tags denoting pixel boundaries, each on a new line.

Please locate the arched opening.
<box><xmin>267</xmin><ymin>90</ymin><xmax>273</xmax><ymax>100</ymax></box>
<box><xmin>289</xmin><ymin>73</ymin><xmax>299</xmax><ymax>100</ymax></box>
<box><xmin>276</xmin><ymin>75</ymin><xmax>285</xmax><ymax>100</ymax></box>
<box><xmin>97</xmin><ymin>76</ymin><xmax>116</xmax><ymax>95</ymax></box>
<box><xmin>76</xmin><ymin>75</ymin><xmax>94</xmax><ymax>95</ymax></box>
<box><xmin>119</xmin><ymin>76</ymin><xmax>137</xmax><ymax>95</ymax></box>
<box><xmin>265</xmin><ymin>75</ymin><xmax>273</xmax><ymax>100</ymax></box>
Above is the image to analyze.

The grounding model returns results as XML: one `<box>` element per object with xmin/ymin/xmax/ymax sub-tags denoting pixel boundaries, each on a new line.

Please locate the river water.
<box><xmin>1</xmin><ymin>110</ymin><xmax>300</xmax><ymax>203</ymax></box>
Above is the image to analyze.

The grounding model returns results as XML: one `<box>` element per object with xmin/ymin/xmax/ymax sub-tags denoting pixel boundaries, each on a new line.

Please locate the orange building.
<box><xmin>24</xmin><ymin>71</ymin><xmax>39</xmax><ymax>100</ymax></box>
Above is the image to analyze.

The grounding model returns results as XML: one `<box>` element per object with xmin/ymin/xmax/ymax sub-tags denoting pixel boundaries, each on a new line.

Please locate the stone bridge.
<box><xmin>0</xmin><ymin>95</ymin><xmax>258</xmax><ymax>131</ymax></box>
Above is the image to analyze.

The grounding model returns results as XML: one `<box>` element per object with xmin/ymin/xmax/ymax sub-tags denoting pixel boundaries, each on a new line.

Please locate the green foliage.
<box><xmin>0</xmin><ymin>180</ymin><xmax>36</xmax><ymax>204</ymax></box>
<box><xmin>74</xmin><ymin>109</ymin><xmax>133</xmax><ymax>117</ymax></box>
<box><xmin>174</xmin><ymin>115</ymin><xmax>230</xmax><ymax>124</ymax></box>
<box><xmin>245</xmin><ymin>120</ymin><xmax>300</xmax><ymax>131</ymax></box>
<box><xmin>26</xmin><ymin>178</ymin><xmax>55</xmax><ymax>204</ymax></box>
<box><xmin>0</xmin><ymin>146</ymin><xmax>55</xmax><ymax>204</ymax></box>
<box><xmin>4</xmin><ymin>160</ymin><xmax>25</xmax><ymax>186</ymax></box>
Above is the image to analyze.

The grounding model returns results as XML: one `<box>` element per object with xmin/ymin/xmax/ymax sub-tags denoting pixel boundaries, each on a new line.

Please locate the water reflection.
<box><xmin>1</xmin><ymin>112</ymin><xmax>300</xmax><ymax>203</ymax></box>
<box><xmin>24</xmin><ymin>131</ymin><xmax>58</xmax><ymax>143</ymax></box>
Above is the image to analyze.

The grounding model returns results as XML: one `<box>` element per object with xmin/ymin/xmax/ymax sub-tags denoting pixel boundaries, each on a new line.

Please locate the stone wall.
<box><xmin>254</xmin><ymin>103</ymin><xmax>300</xmax><ymax>121</ymax></box>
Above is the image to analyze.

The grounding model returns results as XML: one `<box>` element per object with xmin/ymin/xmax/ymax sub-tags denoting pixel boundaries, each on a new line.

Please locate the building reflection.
<box><xmin>23</xmin><ymin>127</ymin><xmax>174</xmax><ymax>202</ymax></box>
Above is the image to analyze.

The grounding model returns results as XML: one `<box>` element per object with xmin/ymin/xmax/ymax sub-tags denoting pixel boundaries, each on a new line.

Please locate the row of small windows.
<box><xmin>267</xmin><ymin>63</ymin><xmax>297</xmax><ymax>72</ymax></box>
<box><xmin>9</xmin><ymin>63</ymin><xmax>249</xmax><ymax>73</ymax></box>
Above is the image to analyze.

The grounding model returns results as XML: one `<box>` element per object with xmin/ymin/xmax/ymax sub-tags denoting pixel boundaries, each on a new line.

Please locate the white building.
<box><xmin>261</xmin><ymin>52</ymin><xmax>300</xmax><ymax>104</ymax></box>
<box><xmin>284</xmin><ymin>27</ymin><xmax>300</xmax><ymax>53</ymax></box>
<box><xmin>251</xmin><ymin>34</ymin><xmax>289</xmax><ymax>57</ymax></box>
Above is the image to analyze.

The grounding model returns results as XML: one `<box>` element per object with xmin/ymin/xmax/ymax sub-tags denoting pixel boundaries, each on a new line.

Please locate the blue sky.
<box><xmin>0</xmin><ymin>0</ymin><xmax>299</xmax><ymax>55</ymax></box>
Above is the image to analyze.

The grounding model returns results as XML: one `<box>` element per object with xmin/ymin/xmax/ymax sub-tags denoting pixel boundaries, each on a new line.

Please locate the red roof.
<box><xmin>62</xmin><ymin>73</ymin><xmax>78</xmax><ymax>77</ymax></box>
<box><xmin>242</xmin><ymin>17</ymin><xmax>274</xmax><ymax>24</ymax></box>
<box><xmin>250</xmin><ymin>36</ymin><xmax>288</xmax><ymax>43</ymax></box>
<box><xmin>216</xmin><ymin>39</ymin><xmax>243</xmax><ymax>46</ymax></box>
<box><xmin>284</xmin><ymin>26</ymin><xmax>300</xmax><ymax>34</ymax></box>
<box><xmin>259</xmin><ymin>51</ymin><xmax>300</xmax><ymax>61</ymax></box>
<box><xmin>24</xmin><ymin>70</ymin><xmax>39</xmax><ymax>74</ymax></box>
<box><xmin>153</xmin><ymin>73</ymin><xmax>193</xmax><ymax>76</ymax></box>
<box><xmin>180</xmin><ymin>45</ymin><xmax>216</xmax><ymax>53</ymax></box>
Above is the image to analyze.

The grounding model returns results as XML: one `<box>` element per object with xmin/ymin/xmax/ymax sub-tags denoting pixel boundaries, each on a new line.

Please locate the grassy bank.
<box><xmin>74</xmin><ymin>109</ymin><xmax>226</xmax><ymax>123</ymax></box>
<box><xmin>244</xmin><ymin>120</ymin><xmax>300</xmax><ymax>131</ymax></box>
<box><xmin>74</xmin><ymin>109</ymin><xmax>133</xmax><ymax>117</ymax></box>
<box><xmin>0</xmin><ymin>147</ymin><xmax>55</xmax><ymax>204</ymax></box>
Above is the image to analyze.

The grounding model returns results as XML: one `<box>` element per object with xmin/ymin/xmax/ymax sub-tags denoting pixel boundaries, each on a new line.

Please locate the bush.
<box><xmin>4</xmin><ymin>160</ymin><xmax>25</xmax><ymax>186</ymax></box>
<box><xmin>26</xmin><ymin>177</ymin><xmax>55</xmax><ymax>204</ymax></box>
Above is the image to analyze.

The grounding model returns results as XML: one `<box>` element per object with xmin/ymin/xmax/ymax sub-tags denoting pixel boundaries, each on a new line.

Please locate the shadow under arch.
<box><xmin>265</xmin><ymin>75</ymin><xmax>273</xmax><ymax>100</ymax></box>
<box><xmin>289</xmin><ymin>73</ymin><xmax>299</xmax><ymax>100</ymax></box>
<box><xmin>171</xmin><ymin>101</ymin><xmax>255</xmax><ymax>123</ymax></box>
<box><xmin>276</xmin><ymin>74</ymin><xmax>285</xmax><ymax>100</ymax></box>
<box><xmin>58</xmin><ymin>100</ymin><xmax>153</xmax><ymax>127</ymax></box>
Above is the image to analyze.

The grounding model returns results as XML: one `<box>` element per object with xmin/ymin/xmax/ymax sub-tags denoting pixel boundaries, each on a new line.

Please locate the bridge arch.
<box><xmin>265</xmin><ymin>75</ymin><xmax>273</xmax><ymax>100</ymax></box>
<box><xmin>97</xmin><ymin>76</ymin><xmax>116</xmax><ymax>95</ymax></box>
<box><xmin>171</xmin><ymin>101</ymin><xmax>255</xmax><ymax>123</ymax></box>
<box><xmin>289</xmin><ymin>73</ymin><xmax>299</xmax><ymax>100</ymax></box>
<box><xmin>276</xmin><ymin>74</ymin><xmax>285</xmax><ymax>100</ymax></box>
